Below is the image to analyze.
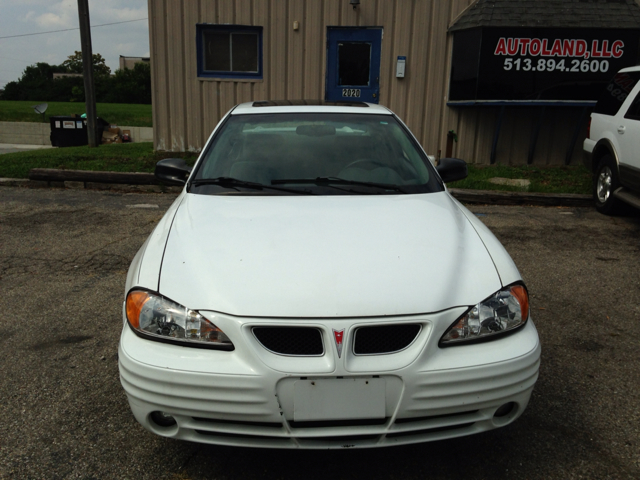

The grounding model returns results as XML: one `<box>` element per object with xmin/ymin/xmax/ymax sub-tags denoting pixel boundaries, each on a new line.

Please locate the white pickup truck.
<box><xmin>584</xmin><ymin>66</ymin><xmax>640</xmax><ymax>215</ymax></box>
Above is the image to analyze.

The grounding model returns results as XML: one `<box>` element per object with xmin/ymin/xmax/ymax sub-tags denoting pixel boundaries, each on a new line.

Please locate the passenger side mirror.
<box><xmin>155</xmin><ymin>158</ymin><xmax>192</xmax><ymax>185</ymax></box>
<box><xmin>436</xmin><ymin>158</ymin><xmax>468</xmax><ymax>183</ymax></box>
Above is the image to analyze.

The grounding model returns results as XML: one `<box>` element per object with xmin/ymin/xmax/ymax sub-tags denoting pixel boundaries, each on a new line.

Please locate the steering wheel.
<box><xmin>342</xmin><ymin>159</ymin><xmax>389</xmax><ymax>170</ymax></box>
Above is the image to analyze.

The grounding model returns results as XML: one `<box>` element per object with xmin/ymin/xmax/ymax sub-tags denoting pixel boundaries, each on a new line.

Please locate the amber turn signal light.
<box><xmin>126</xmin><ymin>290</ymin><xmax>152</xmax><ymax>329</ymax></box>
<box><xmin>510</xmin><ymin>285</ymin><xmax>529</xmax><ymax>320</ymax></box>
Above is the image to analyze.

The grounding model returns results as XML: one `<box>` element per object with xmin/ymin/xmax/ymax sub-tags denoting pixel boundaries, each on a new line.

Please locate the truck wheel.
<box><xmin>594</xmin><ymin>155</ymin><xmax>622</xmax><ymax>215</ymax></box>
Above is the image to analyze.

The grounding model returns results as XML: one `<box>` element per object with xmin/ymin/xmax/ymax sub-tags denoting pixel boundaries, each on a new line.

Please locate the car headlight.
<box><xmin>125</xmin><ymin>289</ymin><xmax>234</xmax><ymax>350</ymax></box>
<box><xmin>440</xmin><ymin>284</ymin><xmax>529</xmax><ymax>346</ymax></box>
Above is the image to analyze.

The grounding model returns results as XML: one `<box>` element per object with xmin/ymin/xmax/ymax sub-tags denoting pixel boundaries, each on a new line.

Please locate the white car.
<box><xmin>584</xmin><ymin>66</ymin><xmax>640</xmax><ymax>214</ymax></box>
<box><xmin>119</xmin><ymin>101</ymin><xmax>540</xmax><ymax>449</ymax></box>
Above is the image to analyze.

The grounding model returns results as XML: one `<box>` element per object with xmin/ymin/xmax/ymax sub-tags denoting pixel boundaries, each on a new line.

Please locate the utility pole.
<box><xmin>77</xmin><ymin>0</ymin><xmax>97</xmax><ymax>147</ymax></box>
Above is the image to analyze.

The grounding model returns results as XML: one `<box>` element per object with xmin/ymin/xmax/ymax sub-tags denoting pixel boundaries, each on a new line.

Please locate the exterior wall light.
<box><xmin>350</xmin><ymin>0</ymin><xmax>360</xmax><ymax>10</ymax></box>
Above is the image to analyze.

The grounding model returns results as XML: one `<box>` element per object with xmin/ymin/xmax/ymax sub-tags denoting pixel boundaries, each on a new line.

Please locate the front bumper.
<box><xmin>119</xmin><ymin>309</ymin><xmax>540</xmax><ymax>449</ymax></box>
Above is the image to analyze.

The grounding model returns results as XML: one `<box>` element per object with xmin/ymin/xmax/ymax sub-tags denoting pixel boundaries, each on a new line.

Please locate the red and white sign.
<box><xmin>494</xmin><ymin>37</ymin><xmax>624</xmax><ymax>59</ymax></box>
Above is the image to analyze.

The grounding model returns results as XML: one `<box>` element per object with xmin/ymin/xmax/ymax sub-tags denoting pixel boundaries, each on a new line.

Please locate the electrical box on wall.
<box><xmin>396</xmin><ymin>56</ymin><xmax>406</xmax><ymax>78</ymax></box>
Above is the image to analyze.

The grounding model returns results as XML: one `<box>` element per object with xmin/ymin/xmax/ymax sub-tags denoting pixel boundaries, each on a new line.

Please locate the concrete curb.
<box><xmin>448</xmin><ymin>188</ymin><xmax>593</xmax><ymax>207</ymax></box>
<box><xmin>1</xmin><ymin>177</ymin><xmax>182</xmax><ymax>193</ymax></box>
<box><xmin>0</xmin><ymin>171</ymin><xmax>594</xmax><ymax>207</ymax></box>
<box><xmin>0</xmin><ymin>144</ymin><xmax>54</xmax><ymax>150</ymax></box>
<box><xmin>29</xmin><ymin>168</ymin><xmax>158</xmax><ymax>185</ymax></box>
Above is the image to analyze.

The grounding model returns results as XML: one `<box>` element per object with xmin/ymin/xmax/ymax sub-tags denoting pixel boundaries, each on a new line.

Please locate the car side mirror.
<box><xmin>436</xmin><ymin>158</ymin><xmax>468</xmax><ymax>183</ymax></box>
<box><xmin>155</xmin><ymin>158</ymin><xmax>192</xmax><ymax>185</ymax></box>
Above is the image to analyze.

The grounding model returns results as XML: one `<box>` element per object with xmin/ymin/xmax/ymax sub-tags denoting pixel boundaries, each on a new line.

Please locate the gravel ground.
<box><xmin>0</xmin><ymin>187</ymin><xmax>638</xmax><ymax>480</ymax></box>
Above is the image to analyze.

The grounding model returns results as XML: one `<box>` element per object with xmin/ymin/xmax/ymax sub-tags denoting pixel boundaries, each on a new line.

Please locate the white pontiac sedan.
<box><xmin>119</xmin><ymin>101</ymin><xmax>540</xmax><ymax>449</ymax></box>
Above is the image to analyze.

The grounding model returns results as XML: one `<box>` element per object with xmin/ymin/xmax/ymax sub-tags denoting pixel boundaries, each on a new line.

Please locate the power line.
<box><xmin>0</xmin><ymin>18</ymin><xmax>147</xmax><ymax>40</ymax></box>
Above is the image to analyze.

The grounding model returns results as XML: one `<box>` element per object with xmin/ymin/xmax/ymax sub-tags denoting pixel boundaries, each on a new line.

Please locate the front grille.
<box><xmin>253</xmin><ymin>327</ymin><xmax>324</xmax><ymax>356</ymax></box>
<box><xmin>394</xmin><ymin>410</ymin><xmax>478</xmax><ymax>424</ymax></box>
<box><xmin>385</xmin><ymin>423</ymin><xmax>475</xmax><ymax>439</ymax></box>
<box><xmin>354</xmin><ymin>324</ymin><xmax>421</xmax><ymax>355</ymax></box>
<box><xmin>184</xmin><ymin>409</ymin><xmax>486</xmax><ymax>448</ymax></box>
<box><xmin>289</xmin><ymin>418</ymin><xmax>388</xmax><ymax>429</ymax></box>
<box><xmin>193</xmin><ymin>417</ymin><xmax>282</xmax><ymax>429</ymax></box>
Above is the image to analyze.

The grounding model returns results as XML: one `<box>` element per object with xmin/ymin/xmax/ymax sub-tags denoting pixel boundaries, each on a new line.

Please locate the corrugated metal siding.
<box><xmin>148</xmin><ymin>0</ymin><xmax>588</xmax><ymax>165</ymax></box>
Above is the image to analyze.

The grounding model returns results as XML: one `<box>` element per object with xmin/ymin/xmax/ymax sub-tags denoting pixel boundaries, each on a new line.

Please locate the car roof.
<box><xmin>618</xmin><ymin>65</ymin><xmax>640</xmax><ymax>74</ymax></box>
<box><xmin>232</xmin><ymin>100</ymin><xmax>393</xmax><ymax>115</ymax></box>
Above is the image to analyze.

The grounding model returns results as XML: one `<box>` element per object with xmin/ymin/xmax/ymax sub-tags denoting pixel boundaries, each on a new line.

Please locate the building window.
<box><xmin>197</xmin><ymin>25</ymin><xmax>263</xmax><ymax>79</ymax></box>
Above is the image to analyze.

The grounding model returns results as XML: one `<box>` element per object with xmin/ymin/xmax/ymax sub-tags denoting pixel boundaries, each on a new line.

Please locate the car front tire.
<box><xmin>594</xmin><ymin>155</ymin><xmax>623</xmax><ymax>215</ymax></box>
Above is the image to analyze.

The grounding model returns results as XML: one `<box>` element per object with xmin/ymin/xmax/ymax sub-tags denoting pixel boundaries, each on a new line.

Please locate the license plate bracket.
<box><xmin>293</xmin><ymin>377</ymin><xmax>385</xmax><ymax>421</ymax></box>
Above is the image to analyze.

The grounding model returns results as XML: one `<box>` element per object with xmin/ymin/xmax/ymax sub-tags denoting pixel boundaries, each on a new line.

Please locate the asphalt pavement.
<box><xmin>0</xmin><ymin>187</ymin><xmax>638</xmax><ymax>479</ymax></box>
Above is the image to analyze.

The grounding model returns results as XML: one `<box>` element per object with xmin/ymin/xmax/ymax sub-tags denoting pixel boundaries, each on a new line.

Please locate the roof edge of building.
<box><xmin>449</xmin><ymin>0</ymin><xmax>640</xmax><ymax>32</ymax></box>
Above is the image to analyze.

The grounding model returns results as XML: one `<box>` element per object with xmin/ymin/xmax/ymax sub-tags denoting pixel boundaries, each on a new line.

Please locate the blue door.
<box><xmin>325</xmin><ymin>27</ymin><xmax>382</xmax><ymax>104</ymax></box>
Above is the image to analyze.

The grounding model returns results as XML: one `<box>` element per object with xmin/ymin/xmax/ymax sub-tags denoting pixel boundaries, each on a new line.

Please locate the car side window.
<box><xmin>624</xmin><ymin>91</ymin><xmax>640</xmax><ymax>121</ymax></box>
<box><xmin>594</xmin><ymin>71</ymin><xmax>640</xmax><ymax>116</ymax></box>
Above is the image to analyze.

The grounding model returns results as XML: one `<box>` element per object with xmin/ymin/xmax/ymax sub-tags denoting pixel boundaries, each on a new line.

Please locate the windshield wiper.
<box><xmin>190</xmin><ymin>177</ymin><xmax>314</xmax><ymax>195</ymax></box>
<box><xmin>271</xmin><ymin>177</ymin><xmax>406</xmax><ymax>193</ymax></box>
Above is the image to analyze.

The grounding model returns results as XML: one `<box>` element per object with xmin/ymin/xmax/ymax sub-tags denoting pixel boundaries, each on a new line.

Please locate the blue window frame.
<box><xmin>196</xmin><ymin>24</ymin><xmax>263</xmax><ymax>79</ymax></box>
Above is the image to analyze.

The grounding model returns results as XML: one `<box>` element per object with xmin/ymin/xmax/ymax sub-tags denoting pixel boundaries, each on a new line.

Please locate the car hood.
<box><xmin>158</xmin><ymin>192</ymin><xmax>504</xmax><ymax>318</ymax></box>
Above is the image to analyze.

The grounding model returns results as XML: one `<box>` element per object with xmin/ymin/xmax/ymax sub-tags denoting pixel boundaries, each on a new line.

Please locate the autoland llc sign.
<box><xmin>448</xmin><ymin>27</ymin><xmax>640</xmax><ymax>105</ymax></box>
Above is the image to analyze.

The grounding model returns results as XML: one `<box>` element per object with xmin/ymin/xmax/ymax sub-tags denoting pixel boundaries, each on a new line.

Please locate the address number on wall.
<box><xmin>342</xmin><ymin>88</ymin><xmax>361</xmax><ymax>97</ymax></box>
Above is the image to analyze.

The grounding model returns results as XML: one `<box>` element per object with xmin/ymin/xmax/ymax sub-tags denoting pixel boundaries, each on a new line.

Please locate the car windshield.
<box><xmin>191</xmin><ymin>112</ymin><xmax>443</xmax><ymax>195</ymax></box>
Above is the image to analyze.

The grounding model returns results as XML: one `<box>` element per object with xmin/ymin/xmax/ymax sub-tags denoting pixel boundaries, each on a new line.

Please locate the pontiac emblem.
<box><xmin>332</xmin><ymin>329</ymin><xmax>345</xmax><ymax>358</ymax></box>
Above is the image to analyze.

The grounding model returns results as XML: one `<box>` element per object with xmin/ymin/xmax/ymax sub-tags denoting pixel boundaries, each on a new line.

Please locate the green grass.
<box><xmin>0</xmin><ymin>100</ymin><xmax>152</xmax><ymax>127</ymax></box>
<box><xmin>0</xmin><ymin>143</ymin><xmax>197</xmax><ymax>179</ymax></box>
<box><xmin>449</xmin><ymin>164</ymin><xmax>592</xmax><ymax>195</ymax></box>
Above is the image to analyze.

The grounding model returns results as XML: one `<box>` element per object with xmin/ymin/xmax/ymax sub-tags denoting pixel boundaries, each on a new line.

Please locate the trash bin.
<box><xmin>50</xmin><ymin>116</ymin><xmax>109</xmax><ymax>147</ymax></box>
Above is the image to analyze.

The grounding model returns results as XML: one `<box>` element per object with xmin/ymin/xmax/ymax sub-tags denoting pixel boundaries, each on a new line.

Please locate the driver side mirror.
<box><xmin>155</xmin><ymin>158</ymin><xmax>192</xmax><ymax>185</ymax></box>
<box><xmin>436</xmin><ymin>158</ymin><xmax>468</xmax><ymax>183</ymax></box>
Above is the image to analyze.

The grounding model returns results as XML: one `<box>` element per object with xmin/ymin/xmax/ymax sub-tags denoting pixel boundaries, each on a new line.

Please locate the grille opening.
<box><xmin>193</xmin><ymin>417</ymin><xmax>282</xmax><ymax>429</ymax></box>
<box><xmin>386</xmin><ymin>422</ymin><xmax>475</xmax><ymax>438</ymax></box>
<box><xmin>394</xmin><ymin>410</ymin><xmax>479</xmax><ymax>424</ymax></box>
<box><xmin>195</xmin><ymin>430</ymin><xmax>291</xmax><ymax>443</ymax></box>
<box><xmin>354</xmin><ymin>324</ymin><xmax>421</xmax><ymax>355</ymax></box>
<box><xmin>253</xmin><ymin>327</ymin><xmax>323</xmax><ymax>356</ymax></box>
<box><xmin>288</xmin><ymin>417</ymin><xmax>388</xmax><ymax>429</ymax></box>
<box><xmin>300</xmin><ymin>435</ymin><xmax>379</xmax><ymax>443</ymax></box>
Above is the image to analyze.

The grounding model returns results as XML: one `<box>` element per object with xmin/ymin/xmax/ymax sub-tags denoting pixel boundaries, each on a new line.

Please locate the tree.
<box><xmin>0</xmin><ymin>62</ymin><xmax>64</xmax><ymax>100</ymax></box>
<box><xmin>0</xmin><ymin>53</ymin><xmax>152</xmax><ymax>104</ymax></box>
<box><xmin>61</xmin><ymin>51</ymin><xmax>111</xmax><ymax>76</ymax></box>
<box><xmin>103</xmin><ymin>62</ymin><xmax>151</xmax><ymax>104</ymax></box>
<box><xmin>1</xmin><ymin>81</ymin><xmax>22</xmax><ymax>100</ymax></box>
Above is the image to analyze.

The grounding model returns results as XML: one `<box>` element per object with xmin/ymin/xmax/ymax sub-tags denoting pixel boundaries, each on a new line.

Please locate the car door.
<box><xmin>616</xmin><ymin>87</ymin><xmax>640</xmax><ymax>190</ymax></box>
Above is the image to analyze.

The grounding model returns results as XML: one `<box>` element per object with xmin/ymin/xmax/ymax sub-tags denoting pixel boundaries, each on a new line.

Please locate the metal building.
<box><xmin>148</xmin><ymin>0</ymin><xmax>640</xmax><ymax>165</ymax></box>
<box><xmin>119</xmin><ymin>56</ymin><xmax>151</xmax><ymax>70</ymax></box>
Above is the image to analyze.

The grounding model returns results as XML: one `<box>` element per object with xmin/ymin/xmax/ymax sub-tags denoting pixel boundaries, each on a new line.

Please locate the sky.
<box><xmin>0</xmin><ymin>0</ymin><xmax>150</xmax><ymax>89</ymax></box>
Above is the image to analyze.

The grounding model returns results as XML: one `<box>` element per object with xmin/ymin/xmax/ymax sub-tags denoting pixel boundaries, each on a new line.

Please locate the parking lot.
<box><xmin>1</xmin><ymin>186</ymin><xmax>638</xmax><ymax>480</ymax></box>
